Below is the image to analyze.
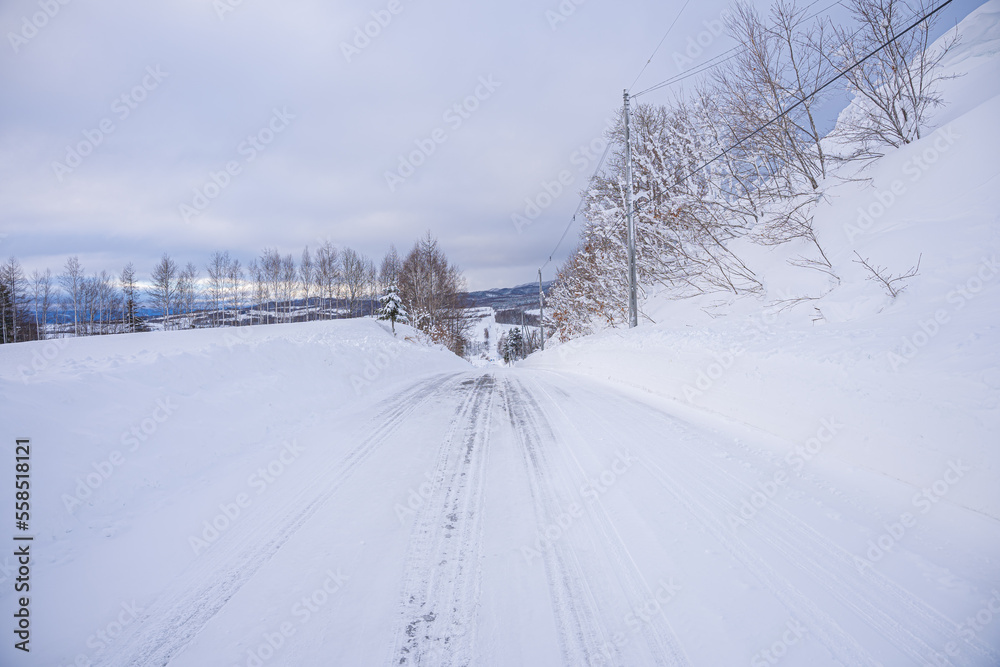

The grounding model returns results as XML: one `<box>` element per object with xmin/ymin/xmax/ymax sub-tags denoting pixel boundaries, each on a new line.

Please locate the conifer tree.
<box><xmin>378</xmin><ymin>283</ymin><xmax>407</xmax><ymax>334</ymax></box>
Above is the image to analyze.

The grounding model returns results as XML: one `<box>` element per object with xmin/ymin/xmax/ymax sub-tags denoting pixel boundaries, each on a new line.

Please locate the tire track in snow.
<box><xmin>524</xmin><ymin>375</ymin><xmax>691</xmax><ymax>667</ymax></box>
<box><xmin>102</xmin><ymin>373</ymin><xmax>460</xmax><ymax>667</ymax></box>
<box><xmin>501</xmin><ymin>377</ymin><xmax>615</xmax><ymax>666</ymax></box>
<box><xmin>391</xmin><ymin>373</ymin><xmax>495</xmax><ymax>666</ymax></box>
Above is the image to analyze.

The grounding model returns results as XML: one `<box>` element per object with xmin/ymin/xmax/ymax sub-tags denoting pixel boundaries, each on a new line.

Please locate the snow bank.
<box><xmin>526</xmin><ymin>0</ymin><xmax>1000</xmax><ymax>520</ymax></box>
<box><xmin>0</xmin><ymin>318</ymin><xmax>467</xmax><ymax>666</ymax></box>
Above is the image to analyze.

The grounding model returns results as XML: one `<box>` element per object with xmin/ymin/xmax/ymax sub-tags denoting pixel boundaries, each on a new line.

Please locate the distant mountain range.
<box><xmin>464</xmin><ymin>281</ymin><xmax>552</xmax><ymax>311</ymax></box>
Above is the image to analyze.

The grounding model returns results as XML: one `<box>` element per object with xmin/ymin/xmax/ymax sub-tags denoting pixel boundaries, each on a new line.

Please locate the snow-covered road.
<box><xmin>92</xmin><ymin>367</ymin><xmax>1000</xmax><ymax>666</ymax></box>
<box><xmin>2</xmin><ymin>319</ymin><xmax>996</xmax><ymax>666</ymax></box>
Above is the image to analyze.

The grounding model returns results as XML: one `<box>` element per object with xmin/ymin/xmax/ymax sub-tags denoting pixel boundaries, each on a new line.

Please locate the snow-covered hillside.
<box><xmin>528</xmin><ymin>0</ymin><xmax>1000</xmax><ymax>520</ymax></box>
<box><xmin>466</xmin><ymin>307</ymin><xmax>539</xmax><ymax>366</ymax></box>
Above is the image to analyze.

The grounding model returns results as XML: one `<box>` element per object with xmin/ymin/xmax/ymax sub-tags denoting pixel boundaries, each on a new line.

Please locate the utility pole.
<box><xmin>520</xmin><ymin>311</ymin><xmax>526</xmax><ymax>360</ymax></box>
<box><xmin>538</xmin><ymin>268</ymin><xmax>545</xmax><ymax>351</ymax></box>
<box><xmin>623</xmin><ymin>89</ymin><xmax>638</xmax><ymax>328</ymax></box>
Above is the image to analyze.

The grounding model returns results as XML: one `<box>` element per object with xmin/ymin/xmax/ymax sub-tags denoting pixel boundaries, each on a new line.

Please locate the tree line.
<box><xmin>0</xmin><ymin>232</ymin><xmax>472</xmax><ymax>356</ymax></box>
<box><xmin>548</xmin><ymin>0</ymin><xmax>954</xmax><ymax>340</ymax></box>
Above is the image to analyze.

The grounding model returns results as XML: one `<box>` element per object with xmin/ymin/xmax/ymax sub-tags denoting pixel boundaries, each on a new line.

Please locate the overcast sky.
<box><xmin>0</xmin><ymin>0</ymin><xmax>980</xmax><ymax>290</ymax></box>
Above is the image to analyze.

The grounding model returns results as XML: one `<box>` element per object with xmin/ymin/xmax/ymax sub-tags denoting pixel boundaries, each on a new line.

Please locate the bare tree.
<box><xmin>398</xmin><ymin>232</ymin><xmax>470</xmax><ymax>355</ymax></box>
<box><xmin>259</xmin><ymin>248</ymin><xmax>283</xmax><ymax>322</ymax></box>
<box><xmin>280</xmin><ymin>254</ymin><xmax>296</xmax><ymax>321</ymax></box>
<box><xmin>148</xmin><ymin>254</ymin><xmax>178</xmax><ymax>329</ymax></box>
<box><xmin>207</xmin><ymin>251</ymin><xmax>230</xmax><ymax>327</ymax></box>
<box><xmin>107</xmin><ymin>271</ymin><xmax>122</xmax><ymax>334</ymax></box>
<box><xmin>379</xmin><ymin>244</ymin><xmax>401</xmax><ymax>295</ymax></box>
<box><xmin>340</xmin><ymin>247</ymin><xmax>367</xmax><ymax>318</ymax></box>
<box><xmin>315</xmin><ymin>241</ymin><xmax>340</xmax><ymax>319</ymax></box>
<box><xmin>717</xmin><ymin>1</ymin><xmax>835</xmax><ymax>190</ymax></box>
<box><xmin>59</xmin><ymin>256</ymin><xmax>84</xmax><ymax>336</ymax></box>
<box><xmin>79</xmin><ymin>275</ymin><xmax>94</xmax><ymax>336</ymax></box>
<box><xmin>833</xmin><ymin>0</ymin><xmax>957</xmax><ymax>157</ymax></box>
<box><xmin>853</xmin><ymin>251</ymin><xmax>921</xmax><ymax>297</ymax></box>
<box><xmin>363</xmin><ymin>256</ymin><xmax>377</xmax><ymax>317</ymax></box>
<box><xmin>176</xmin><ymin>262</ymin><xmax>199</xmax><ymax>326</ymax></box>
<box><xmin>92</xmin><ymin>270</ymin><xmax>117</xmax><ymax>334</ymax></box>
<box><xmin>93</xmin><ymin>272</ymin><xmax>104</xmax><ymax>334</ymax></box>
<box><xmin>30</xmin><ymin>268</ymin><xmax>52</xmax><ymax>340</ymax></box>
<box><xmin>175</xmin><ymin>269</ymin><xmax>190</xmax><ymax>324</ymax></box>
<box><xmin>300</xmin><ymin>246</ymin><xmax>314</xmax><ymax>322</ymax></box>
<box><xmin>249</xmin><ymin>259</ymin><xmax>269</xmax><ymax>325</ymax></box>
<box><xmin>247</xmin><ymin>259</ymin><xmax>259</xmax><ymax>324</ymax></box>
<box><xmin>228</xmin><ymin>258</ymin><xmax>246</xmax><ymax>326</ymax></box>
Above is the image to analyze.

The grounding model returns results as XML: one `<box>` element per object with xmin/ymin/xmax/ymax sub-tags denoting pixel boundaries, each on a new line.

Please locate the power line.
<box><xmin>632</xmin><ymin>0</ymin><xmax>847</xmax><ymax>100</ymax></box>
<box><xmin>613</xmin><ymin>0</ymin><xmax>956</xmax><ymax>246</ymax></box>
<box><xmin>539</xmin><ymin>1</ymin><xmax>737</xmax><ymax>275</ymax></box>
<box><xmin>540</xmin><ymin>138</ymin><xmax>613</xmax><ymax>270</ymax></box>
<box><xmin>629</xmin><ymin>0</ymin><xmax>693</xmax><ymax>92</ymax></box>
<box><xmin>681</xmin><ymin>0</ymin><xmax>955</xmax><ymax>182</ymax></box>
<box><xmin>538</xmin><ymin>0</ymin><xmax>950</xmax><ymax>282</ymax></box>
<box><xmin>633</xmin><ymin>46</ymin><xmax>742</xmax><ymax>98</ymax></box>
<box><xmin>540</xmin><ymin>0</ymin><xmax>698</xmax><ymax>273</ymax></box>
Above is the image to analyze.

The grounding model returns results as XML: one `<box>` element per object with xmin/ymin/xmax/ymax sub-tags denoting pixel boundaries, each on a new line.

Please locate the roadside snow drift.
<box><xmin>526</xmin><ymin>0</ymin><xmax>1000</xmax><ymax>521</ymax></box>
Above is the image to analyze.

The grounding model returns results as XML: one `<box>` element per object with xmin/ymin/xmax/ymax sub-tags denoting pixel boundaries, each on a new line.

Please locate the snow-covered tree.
<box><xmin>377</xmin><ymin>283</ymin><xmax>407</xmax><ymax>334</ymax></box>
<box><xmin>0</xmin><ymin>281</ymin><xmax>11</xmax><ymax>344</ymax></box>
<box><xmin>502</xmin><ymin>327</ymin><xmax>523</xmax><ymax>365</ymax></box>
<box><xmin>545</xmin><ymin>0</ymin><xmax>963</xmax><ymax>340</ymax></box>
<box><xmin>1</xmin><ymin>256</ymin><xmax>27</xmax><ymax>343</ymax></box>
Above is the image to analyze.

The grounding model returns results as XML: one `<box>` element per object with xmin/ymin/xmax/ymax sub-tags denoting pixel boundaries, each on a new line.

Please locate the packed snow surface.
<box><xmin>1</xmin><ymin>315</ymin><xmax>998</xmax><ymax>665</ymax></box>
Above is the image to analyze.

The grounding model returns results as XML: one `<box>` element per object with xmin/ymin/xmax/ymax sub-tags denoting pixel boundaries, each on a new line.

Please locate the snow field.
<box><xmin>0</xmin><ymin>319</ymin><xmax>467</xmax><ymax>666</ymax></box>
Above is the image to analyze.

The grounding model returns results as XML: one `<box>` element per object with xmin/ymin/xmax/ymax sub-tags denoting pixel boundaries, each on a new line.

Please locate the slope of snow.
<box><xmin>526</xmin><ymin>0</ymin><xmax>1000</xmax><ymax>520</ymax></box>
<box><xmin>466</xmin><ymin>307</ymin><xmax>538</xmax><ymax>367</ymax></box>
<box><xmin>0</xmin><ymin>319</ymin><xmax>469</xmax><ymax>666</ymax></box>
